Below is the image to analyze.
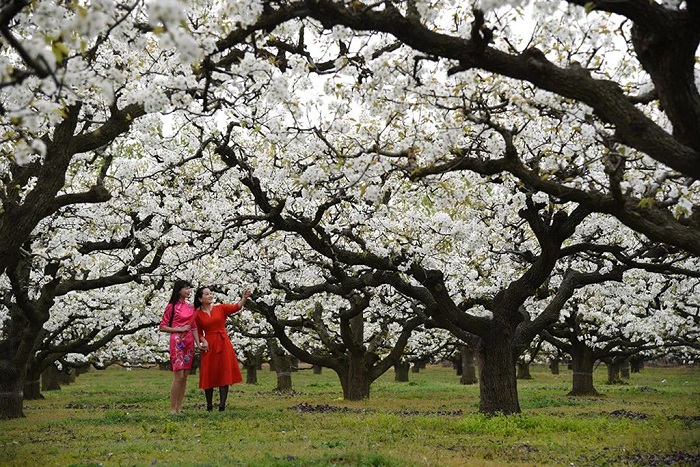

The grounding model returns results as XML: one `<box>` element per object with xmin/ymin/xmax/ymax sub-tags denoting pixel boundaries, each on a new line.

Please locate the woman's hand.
<box><xmin>199</xmin><ymin>338</ymin><xmax>209</xmax><ymax>353</ymax></box>
<box><xmin>239</xmin><ymin>290</ymin><xmax>252</xmax><ymax>308</ymax></box>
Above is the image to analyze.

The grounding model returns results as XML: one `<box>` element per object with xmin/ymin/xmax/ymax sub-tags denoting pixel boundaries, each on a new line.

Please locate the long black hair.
<box><xmin>168</xmin><ymin>279</ymin><xmax>192</xmax><ymax>305</ymax></box>
<box><xmin>193</xmin><ymin>286</ymin><xmax>208</xmax><ymax>310</ymax></box>
<box><xmin>166</xmin><ymin>280</ymin><xmax>192</xmax><ymax>327</ymax></box>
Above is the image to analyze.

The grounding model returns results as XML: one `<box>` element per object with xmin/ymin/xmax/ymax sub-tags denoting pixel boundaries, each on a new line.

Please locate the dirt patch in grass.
<box><xmin>608</xmin><ymin>409</ymin><xmax>650</xmax><ymax>420</ymax></box>
<box><xmin>288</xmin><ymin>402</ymin><xmax>463</xmax><ymax>416</ymax></box>
<box><xmin>618</xmin><ymin>451</ymin><xmax>700</xmax><ymax>466</ymax></box>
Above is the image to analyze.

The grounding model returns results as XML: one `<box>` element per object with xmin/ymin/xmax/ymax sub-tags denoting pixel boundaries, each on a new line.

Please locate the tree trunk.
<box><xmin>549</xmin><ymin>359</ymin><xmax>560</xmax><ymax>375</ymax></box>
<box><xmin>478</xmin><ymin>330</ymin><xmax>520</xmax><ymax>414</ymax></box>
<box><xmin>313</xmin><ymin>365</ymin><xmax>323</xmax><ymax>375</ymax></box>
<box><xmin>267</xmin><ymin>340</ymin><xmax>293</xmax><ymax>391</ymax></box>
<box><xmin>74</xmin><ymin>364</ymin><xmax>90</xmax><ymax>376</ymax></box>
<box><xmin>568</xmin><ymin>343</ymin><xmax>598</xmax><ymax>396</ymax></box>
<box><xmin>516</xmin><ymin>362</ymin><xmax>533</xmax><ymax>380</ymax></box>
<box><xmin>606</xmin><ymin>360</ymin><xmax>622</xmax><ymax>384</ymax></box>
<box><xmin>275</xmin><ymin>356</ymin><xmax>293</xmax><ymax>391</ymax></box>
<box><xmin>245</xmin><ymin>363</ymin><xmax>258</xmax><ymax>384</ymax></box>
<box><xmin>42</xmin><ymin>365</ymin><xmax>62</xmax><ymax>391</ymax></box>
<box><xmin>339</xmin><ymin>354</ymin><xmax>371</xmax><ymax>400</ymax></box>
<box><xmin>24</xmin><ymin>365</ymin><xmax>43</xmax><ymax>400</ymax></box>
<box><xmin>0</xmin><ymin>359</ymin><xmax>26</xmax><ymax>419</ymax></box>
<box><xmin>57</xmin><ymin>368</ymin><xmax>74</xmax><ymax>386</ymax></box>
<box><xmin>459</xmin><ymin>345</ymin><xmax>478</xmax><ymax>385</ymax></box>
<box><xmin>394</xmin><ymin>362</ymin><xmax>410</xmax><ymax>382</ymax></box>
<box><xmin>620</xmin><ymin>358</ymin><xmax>630</xmax><ymax>379</ymax></box>
<box><xmin>630</xmin><ymin>357</ymin><xmax>644</xmax><ymax>373</ymax></box>
<box><xmin>454</xmin><ymin>357</ymin><xmax>463</xmax><ymax>376</ymax></box>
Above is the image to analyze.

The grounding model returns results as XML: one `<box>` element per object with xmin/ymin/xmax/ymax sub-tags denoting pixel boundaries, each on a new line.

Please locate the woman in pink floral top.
<box><xmin>159</xmin><ymin>280</ymin><xmax>202</xmax><ymax>414</ymax></box>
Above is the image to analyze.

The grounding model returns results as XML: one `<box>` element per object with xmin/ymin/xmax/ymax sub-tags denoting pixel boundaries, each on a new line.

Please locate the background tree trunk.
<box><xmin>245</xmin><ymin>364</ymin><xmax>258</xmax><ymax>384</ymax></box>
<box><xmin>630</xmin><ymin>357</ymin><xmax>644</xmax><ymax>373</ymax></box>
<box><xmin>620</xmin><ymin>358</ymin><xmax>630</xmax><ymax>379</ymax></box>
<box><xmin>453</xmin><ymin>357</ymin><xmax>463</xmax><ymax>376</ymax></box>
<box><xmin>267</xmin><ymin>340</ymin><xmax>293</xmax><ymax>391</ymax></box>
<box><xmin>568</xmin><ymin>343</ymin><xmax>598</xmax><ymax>396</ymax></box>
<box><xmin>74</xmin><ymin>364</ymin><xmax>90</xmax><ymax>376</ymax></box>
<box><xmin>24</xmin><ymin>365</ymin><xmax>43</xmax><ymax>400</ymax></box>
<box><xmin>517</xmin><ymin>362</ymin><xmax>533</xmax><ymax>380</ymax></box>
<box><xmin>549</xmin><ymin>359</ymin><xmax>560</xmax><ymax>375</ymax></box>
<box><xmin>394</xmin><ymin>362</ymin><xmax>410</xmax><ymax>382</ymax></box>
<box><xmin>42</xmin><ymin>365</ymin><xmax>62</xmax><ymax>391</ymax></box>
<box><xmin>606</xmin><ymin>359</ymin><xmax>625</xmax><ymax>385</ymax></box>
<box><xmin>459</xmin><ymin>345</ymin><xmax>478</xmax><ymax>385</ymax></box>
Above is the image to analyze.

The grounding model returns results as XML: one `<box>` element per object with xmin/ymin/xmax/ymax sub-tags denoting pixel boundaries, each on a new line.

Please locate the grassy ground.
<box><xmin>0</xmin><ymin>363</ymin><xmax>698</xmax><ymax>466</ymax></box>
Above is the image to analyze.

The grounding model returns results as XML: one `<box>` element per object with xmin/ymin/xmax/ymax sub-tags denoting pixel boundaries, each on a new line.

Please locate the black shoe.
<box><xmin>207</xmin><ymin>405</ymin><xmax>213</xmax><ymax>412</ymax></box>
<box><xmin>218</xmin><ymin>405</ymin><xmax>225</xmax><ymax>411</ymax></box>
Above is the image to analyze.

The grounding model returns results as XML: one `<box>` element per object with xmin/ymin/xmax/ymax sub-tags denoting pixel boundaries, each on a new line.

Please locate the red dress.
<box><xmin>194</xmin><ymin>304</ymin><xmax>244</xmax><ymax>389</ymax></box>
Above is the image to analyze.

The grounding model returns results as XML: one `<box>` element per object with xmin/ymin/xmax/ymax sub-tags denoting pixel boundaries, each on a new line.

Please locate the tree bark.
<box><xmin>23</xmin><ymin>364</ymin><xmax>43</xmax><ymax>400</ymax></box>
<box><xmin>606</xmin><ymin>360</ymin><xmax>622</xmax><ymax>384</ymax></box>
<box><xmin>620</xmin><ymin>358</ymin><xmax>630</xmax><ymax>379</ymax></box>
<box><xmin>394</xmin><ymin>362</ymin><xmax>410</xmax><ymax>382</ymax></box>
<box><xmin>245</xmin><ymin>363</ymin><xmax>258</xmax><ymax>384</ymax></box>
<box><xmin>568</xmin><ymin>342</ymin><xmax>598</xmax><ymax>396</ymax></box>
<box><xmin>549</xmin><ymin>359</ymin><xmax>560</xmax><ymax>375</ymax></box>
<box><xmin>478</xmin><ymin>329</ymin><xmax>520</xmax><ymax>414</ymax></box>
<box><xmin>0</xmin><ymin>360</ymin><xmax>26</xmax><ymax>419</ymax></box>
<box><xmin>516</xmin><ymin>362</ymin><xmax>533</xmax><ymax>380</ymax></box>
<box><xmin>58</xmin><ymin>368</ymin><xmax>75</xmax><ymax>385</ymax></box>
<box><xmin>268</xmin><ymin>340</ymin><xmax>293</xmax><ymax>391</ymax></box>
<box><xmin>340</xmin><ymin>354</ymin><xmax>371</xmax><ymax>400</ymax></box>
<box><xmin>74</xmin><ymin>364</ymin><xmax>90</xmax><ymax>376</ymax></box>
<box><xmin>630</xmin><ymin>357</ymin><xmax>644</xmax><ymax>373</ymax></box>
<box><xmin>41</xmin><ymin>365</ymin><xmax>62</xmax><ymax>391</ymax></box>
<box><xmin>459</xmin><ymin>345</ymin><xmax>478</xmax><ymax>385</ymax></box>
<box><xmin>453</xmin><ymin>357</ymin><xmax>463</xmax><ymax>376</ymax></box>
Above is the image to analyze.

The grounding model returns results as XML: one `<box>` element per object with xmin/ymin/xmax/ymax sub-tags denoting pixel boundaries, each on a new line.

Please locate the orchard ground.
<box><xmin>1</xmin><ymin>363</ymin><xmax>698</xmax><ymax>466</ymax></box>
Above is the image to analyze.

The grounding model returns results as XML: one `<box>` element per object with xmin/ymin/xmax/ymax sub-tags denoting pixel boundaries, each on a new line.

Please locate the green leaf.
<box><xmin>638</xmin><ymin>197</ymin><xmax>654</xmax><ymax>209</ymax></box>
<box><xmin>52</xmin><ymin>41</ymin><xmax>69</xmax><ymax>62</ymax></box>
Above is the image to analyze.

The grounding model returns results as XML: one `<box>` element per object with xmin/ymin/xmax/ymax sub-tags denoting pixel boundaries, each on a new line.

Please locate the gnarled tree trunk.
<box><xmin>478</xmin><ymin>328</ymin><xmax>519</xmax><ymax>414</ymax></box>
<box><xmin>568</xmin><ymin>342</ymin><xmax>598</xmax><ymax>396</ymax></box>
<box><xmin>339</xmin><ymin>354</ymin><xmax>371</xmax><ymax>400</ymax></box>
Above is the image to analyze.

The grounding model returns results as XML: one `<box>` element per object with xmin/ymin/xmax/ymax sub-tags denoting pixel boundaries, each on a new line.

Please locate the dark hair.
<box><xmin>167</xmin><ymin>280</ymin><xmax>192</xmax><ymax>327</ymax></box>
<box><xmin>194</xmin><ymin>286</ymin><xmax>208</xmax><ymax>310</ymax></box>
<box><xmin>168</xmin><ymin>279</ymin><xmax>192</xmax><ymax>305</ymax></box>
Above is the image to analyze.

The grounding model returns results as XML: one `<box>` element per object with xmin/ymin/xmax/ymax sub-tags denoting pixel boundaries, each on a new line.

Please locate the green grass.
<box><xmin>0</xmin><ymin>364</ymin><xmax>698</xmax><ymax>466</ymax></box>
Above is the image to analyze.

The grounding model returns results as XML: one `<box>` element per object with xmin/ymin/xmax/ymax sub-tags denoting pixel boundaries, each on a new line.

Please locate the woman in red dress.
<box><xmin>193</xmin><ymin>286</ymin><xmax>251</xmax><ymax>411</ymax></box>
<box><xmin>159</xmin><ymin>279</ymin><xmax>202</xmax><ymax>414</ymax></box>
